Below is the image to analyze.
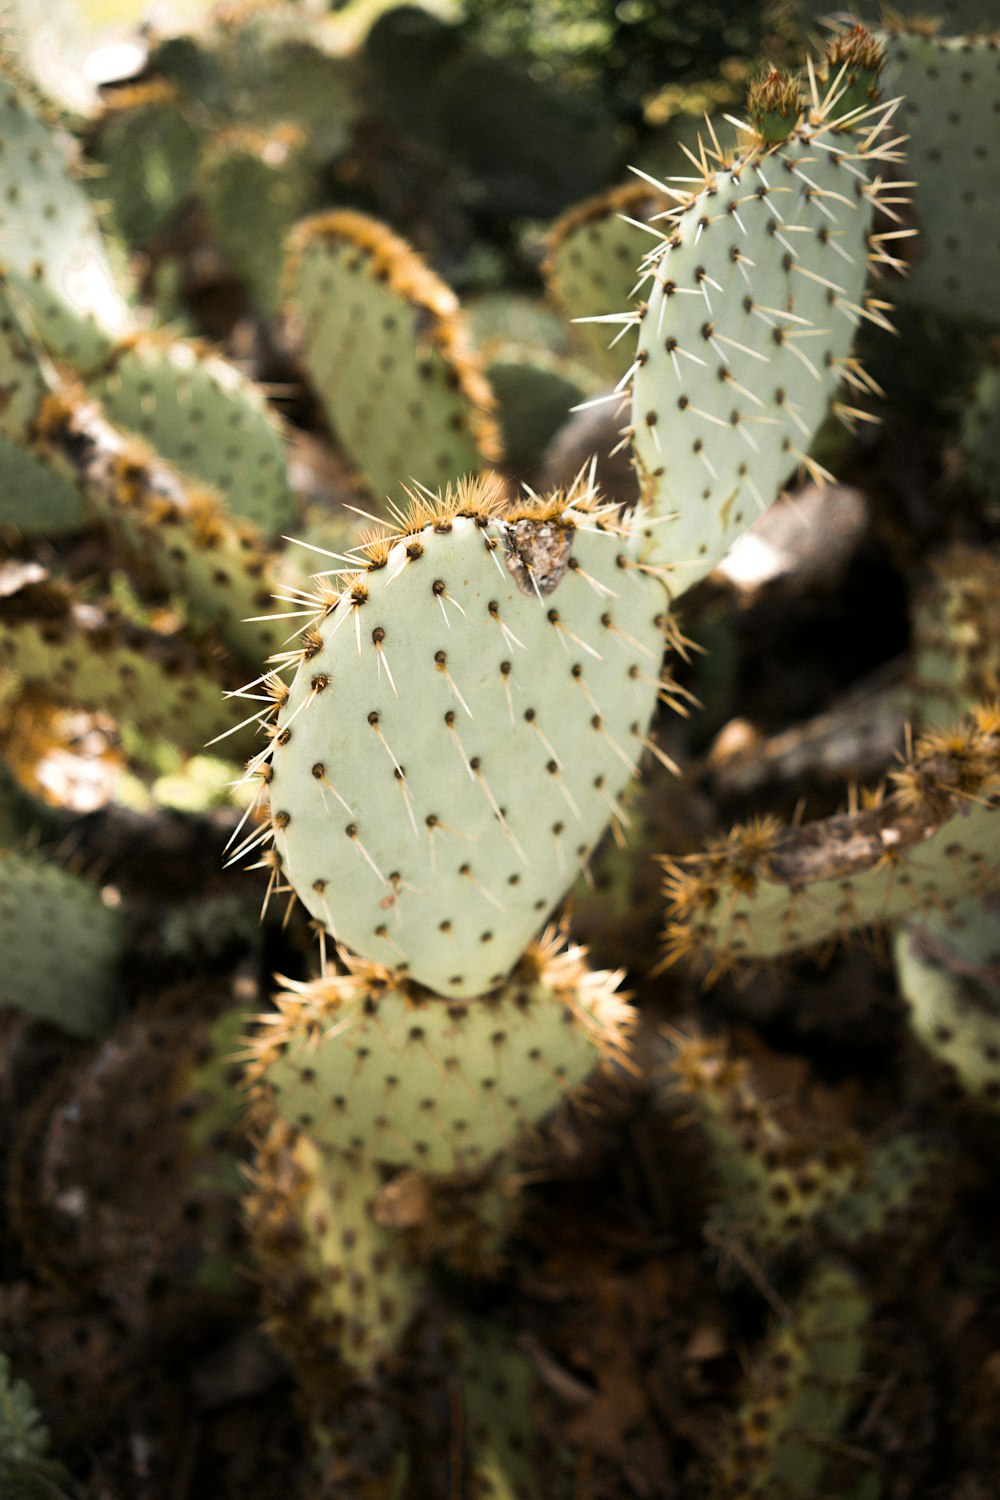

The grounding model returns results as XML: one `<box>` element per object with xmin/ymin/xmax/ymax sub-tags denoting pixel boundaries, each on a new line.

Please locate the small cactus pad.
<box><xmin>910</xmin><ymin>545</ymin><xmax>1000</xmax><ymax>727</ymax></box>
<box><xmin>90</xmin><ymin>333</ymin><xmax>295</xmax><ymax>533</ymax></box>
<box><xmin>247</xmin><ymin>934</ymin><xmax>633</xmax><ymax>1176</ymax></box>
<box><xmin>198</xmin><ymin>125</ymin><xmax>313</xmax><ymax>318</ymax></box>
<box><xmin>0</xmin><ymin>65</ymin><xmax>129</xmax><ymax>370</ymax></box>
<box><xmin>0</xmin><ymin>850</ymin><xmax>120</xmax><ymax>1038</ymax></box>
<box><xmin>92</xmin><ymin>81</ymin><xmax>202</xmax><ymax>246</ymax></box>
<box><xmin>628</xmin><ymin>66</ymin><xmax>900</xmax><ymax>595</ymax></box>
<box><xmin>258</xmin><ymin>479</ymin><xmax>668</xmax><ymax>995</ymax></box>
<box><xmin>961</xmin><ymin>345</ymin><xmax>1000</xmax><ymax>519</ymax></box>
<box><xmin>884</xmin><ymin>30</ymin><xmax>1000</xmax><ymax>327</ymax></box>
<box><xmin>450</xmin><ymin>1319</ymin><xmax>542</xmax><ymax>1500</ymax></box>
<box><xmin>663</xmin><ymin>710</ymin><xmax>1000</xmax><ymax>975</ymax></box>
<box><xmin>543</xmin><ymin>182</ymin><xmax>669</xmax><ymax>381</ymax></box>
<box><xmin>0</xmin><ymin>1350</ymin><xmax>68</xmax><ymax>1497</ymax></box>
<box><xmin>714</xmin><ymin>1262</ymin><xmax>870</xmax><ymax>1499</ymax></box>
<box><xmin>285</xmin><ymin>211</ymin><xmax>502</xmax><ymax>504</ymax></box>
<box><xmin>894</xmin><ymin>895</ymin><xmax>1000</xmax><ymax>1110</ymax></box>
<box><xmin>245</xmin><ymin>1117</ymin><xmax>425</xmax><ymax>1377</ymax></box>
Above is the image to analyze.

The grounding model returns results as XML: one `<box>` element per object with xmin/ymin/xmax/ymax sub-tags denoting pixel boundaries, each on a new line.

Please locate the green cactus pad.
<box><xmin>0</xmin><ymin>850</ymin><xmax>120</xmax><ymax>1038</ymax></box>
<box><xmin>884</xmin><ymin>30</ymin><xmax>1000</xmax><ymax>327</ymax></box>
<box><xmin>92</xmin><ymin>81</ymin><xmax>202</xmax><ymax>247</ymax></box>
<box><xmin>285</xmin><ymin>211</ymin><xmax>502</xmax><ymax>505</ymax></box>
<box><xmin>249</xmin><ymin>936</ymin><xmax>633</xmax><ymax>1176</ymax></box>
<box><xmin>628</xmin><ymin>80</ymin><xmax>899</xmax><ymax>596</ymax></box>
<box><xmin>90</xmin><ymin>333</ymin><xmax>295</xmax><ymax>534</ymax></box>
<box><xmin>19</xmin><ymin>986</ymin><xmax>251</xmax><ymax>1319</ymax></box>
<box><xmin>961</xmin><ymin>345</ymin><xmax>1000</xmax><ymax>519</ymax></box>
<box><xmin>246</xmin><ymin>1117</ymin><xmax>425</xmax><ymax>1378</ymax></box>
<box><xmin>714</xmin><ymin>1262</ymin><xmax>870</xmax><ymax>1500</ymax></box>
<box><xmin>543</xmin><ymin>181</ymin><xmax>669</xmax><ymax>381</ymax></box>
<box><xmin>484</xmin><ymin>345</ymin><xmax>594</xmax><ymax>478</ymax></box>
<box><xmin>670</xmin><ymin>1038</ymin><xmax>860</xmax><ymax>1252</ymax></box>
<box><xmin>895</xmin><ymin>895</ymin><xmax>1000</xmax><ymax>1109</ymax></box>
<box><xmin>0</xmin><ymin>578</ymin><xmax>249</xmax><ymax>754</ymax></box>
<box><xmin>663</xmin><ymin>710</ymin><xmax>1000</xmax><ymax>975</ymax></box>
<box><xmin>0</xmin><ymin>65</ymin><xmax>130</xmax><ymax>370</ymax></box>
<box><xmin>910</xmin><ymin>545</ymin><xmax>1000</xmax><ymax>728</ymax></box>
<box><xmin>450</xmin><ymin>1320</ymin><xmax>542</xmax><ymax>1500</ymax></box>
<box><xmin>0</xmin><ymin>438</ymin><xmax>89</xmax><ymax>536</ymax></box>
<box><xmin>260</xmin><ymin>480</ymin><xmax>668</xmax><ymax>996</ymax></box>
<box><xmin>198</xmin><ymin>124</ymin><xmax>313</xmax><ymax>318</ymax></box>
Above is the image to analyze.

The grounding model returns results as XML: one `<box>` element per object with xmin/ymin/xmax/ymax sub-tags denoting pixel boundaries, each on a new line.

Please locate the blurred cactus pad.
<box><xmin>2</xmin><ymin>3</ymin><xmax>1000</xmax><ymax>1499</ymax></box>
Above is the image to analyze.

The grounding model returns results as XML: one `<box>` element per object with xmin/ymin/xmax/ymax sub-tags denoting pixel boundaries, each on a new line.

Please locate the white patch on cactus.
<box><xmin>626</xmin><ymin>95</ymin><xmax>902</xmax><ymax>596</ymax></box>
<box><xmin>261</xmin><ymin>492</ymin><xmax>668</xmax><ymax>996</ymax></box>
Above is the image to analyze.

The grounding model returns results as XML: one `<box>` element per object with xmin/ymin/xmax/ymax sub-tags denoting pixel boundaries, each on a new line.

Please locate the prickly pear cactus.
<box><xmin>0</xmin><ymin>64</ymin><xmax>129</xmax><ymax>370</ymax></box>
<box><xmin>284</xmin><ymin>211</ymin><xmax>502</xmax><ymax>505</ymax></box>
<box><xmin>256</xmin><ymin>478</ymin><xmax>669</xmax><ymax>996</ymax></box>
<box><xmin>627</xmin><ymin>54</ymin><xmax>902</xmax><ymax>594</ymax></box>
<box><xmin>246</xmin><ymin>931</ymin><xmax>631</xmax><ymax>1377</ymax></box>
<box><xmin>895</xmin><ymin>894</ymin><xmax>1000</xmax><ymax>1110</ymax></box>
<box><xmin>0</xmin><ymin>850</ymin><xmax>120</xmax><ymax>1038</ymax></box>
<box><xmin>883</xmin><ymin>27</ymin><xmax>1000</xmax><ymax>328</ymax></box>
<box><xmin>663</xmin><ymin>710</ymin><xmax>1000</xmax><ymax>976</ymax></box>
<box><xmin>713</xmin><ymin>1262</ymin><xmax>871</xmax><ymax>1500</ymax></box>
<box><xmin>910</xmin><ymin>545</ymin><xmax>1000</xmax><ymax>728</ymax></box>
<box><xmin>544</xmin><ymin>181</ymin><xmax>669</xmax><ymax>381</ymax></box>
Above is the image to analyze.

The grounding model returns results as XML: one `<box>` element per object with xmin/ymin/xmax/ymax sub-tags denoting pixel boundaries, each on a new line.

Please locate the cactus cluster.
<box><xmin>2</xmin><ymin>4</ymin><xmax>999</xmax><ymax>1498</ymax></box>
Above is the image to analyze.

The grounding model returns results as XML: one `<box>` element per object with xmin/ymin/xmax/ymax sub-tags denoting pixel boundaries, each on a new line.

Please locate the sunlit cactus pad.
<box><xmin>257</xmin><ymin>479</ymin><xmax>669</xmax><ymax>996</ymax></box>
<box><xmin>285</xmin><ymin>210</ymin><xmax>502</xmax><ymax>504</ymax></box>
<box><xmin>248</xmin><ymin>936</ymin><xmax>633</xmax><ymax>1176</ymax></box>
<box><xmin>628</xmin><ymin>69</ymin><xmax>902</xmax><ymax>594</ymax></box>
<box><xmin>0</xmin><ymin>64</ymin><xmax>129</xmax><ymax>369</ymax></box>
<box><xmin>663</xmin><ymin>711</ymin><xmax>1000</xmax><ymax>975</ymax></box>
<box><xmin>884</xmin><ymin>29</ymin><xmax>1000</xmax><ymax>327</ymax></box>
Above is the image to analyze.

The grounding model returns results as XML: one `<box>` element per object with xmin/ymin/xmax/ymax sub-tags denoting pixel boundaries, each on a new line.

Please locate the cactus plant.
<box><xmin>285</xmin><ymin>210</ymin><xmax>502</xmax><ymax>505</ymax></box>
<box><xmin>894</xmin><ymin>893</ymin><xmax>1000</xmax><ymax>1110</ymax></box>
<box><xmin>662</xmin><ymin>709</ymin><xmax>1000</xmax><ymax>977</ymax></box>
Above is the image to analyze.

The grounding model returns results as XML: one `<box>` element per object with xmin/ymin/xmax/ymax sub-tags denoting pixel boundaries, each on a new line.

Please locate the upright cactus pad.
<box><xmin>90</xmin><ymin>333</ymin><xmax>296</xmax><ymax>534</ymax></box>
<box><xmin>884</xmin><ymin>29</ymin><xmax>1000</xmax><ymax>328</ymax></box>
<box><xmin>285</xmin><ymin>211</ymin><xmax>502</xmax><ymax>505</ymax></box>
<box><xmin>713</xmin><ymin>1262</ymin><xmax>870</xmax><ymax>1500</ymax></box>
<box><xmin>257</xmin><ymin>478</ymin><xmax>669</xmax><ymax>996</ymax></box>
<box><xmin>627</xmin><ymin>58</ymin><xmax>902</xmax><ymax>595</ymax></box>
<box><xmin>663</xmin><ymin>710</ymin><xmax>1000</xmax><ymax>975</ymax></box>
<box><xmin>0</xmin><ymin>851</ymin><xmax>121</xmax><ymax>1038</ymax></box>
<box><xmin>895</xmin><ymin>895</ymin><xmax>1000</xmax><ymax>1110</ymax></box>
<box><xmin>0</xmin><ymin>65</ymin><xmax>129</xmax><ymax>370</ymax></box>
